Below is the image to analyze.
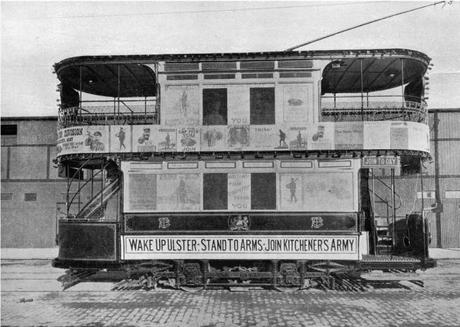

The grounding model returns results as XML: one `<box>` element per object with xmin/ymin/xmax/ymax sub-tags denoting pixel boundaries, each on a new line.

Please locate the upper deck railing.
<box><xmin>58</xmin><ymin>99</ymin><xmax>159</xmax><ymax>128</ymax></box>
<box><xmin>59</xmin><ymin>95</ymin><xmax>426</xmax><ymax>128</ymax></box>
<box><xmin>320</xmin><ymin>95</ymin><xmax>427</xmax><ymax>123</ymax></box>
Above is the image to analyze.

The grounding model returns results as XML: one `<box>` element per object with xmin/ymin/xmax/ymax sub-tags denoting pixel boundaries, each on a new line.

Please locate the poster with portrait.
<box><xmin>163</xmin><ymin>85</ymin><xmax>200</xmax><ymax>126</ymax></box>
<box><xmin>334</xmin><ymin>122</ymin><xmax>363</xmax><ymax>150</ymax></box>
<box><xmin>227</xmin><ymin>125</ymin><xmax>250</xmax><ymax>150</ymax></box>
<box><xmin>308</xmin><ymin>123</ymin><xmax>334</xmax><ymax>150</ymax></box>
<box><xmin>279</xmin><ymin>174</ymin><xmax>304</xmax><ymax>210</ymax></box>
<box><xmin>83</xmin><ymin>126</ymin><xmax>109</xmax><ymax>153</ymax></box>
<box><xmin>156</xmin><ymin>174</ymin><xmax>201</xmax><ymax>211</ymax></box>
<box><xmin>109</xmin><ymin>125</ymin><xmax>132</xmax><ymax>153</ymax></box>
<box><xmin>228</xmin><ymin>173</ymin><xmax>251</xmax><ymax>211</ymax></box>
<box><xmin>177</xmin><ymin>127</ymin><xmax>200</xmax><ymax>152</ymax></box>
<box><xmin>132</xmin><ymin>125</ymin><xmax>157</xmax><ymax>152</ymax></box>
<box><xmin>282</xmin><ymin>84</ymin><xmax>312</xmax><ymax>122</ymax></box>
<box><xmin>200</xmin><ymin>126</ymin><xmax>227</xmax><ymax>151</ymax></box>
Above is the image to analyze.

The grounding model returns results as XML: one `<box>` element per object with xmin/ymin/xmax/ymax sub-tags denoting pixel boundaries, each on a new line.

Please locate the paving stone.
<box><xmin>2</xmin><ymin>260</ymin><xmax>460</xmax><ymax>326</ymax></box>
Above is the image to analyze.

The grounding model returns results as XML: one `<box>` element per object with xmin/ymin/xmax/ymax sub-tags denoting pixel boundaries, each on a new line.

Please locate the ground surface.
<box><xmin>1</xmin><ymin>258</ymin><xmax>460</xmax><ymax>327</ymax></box>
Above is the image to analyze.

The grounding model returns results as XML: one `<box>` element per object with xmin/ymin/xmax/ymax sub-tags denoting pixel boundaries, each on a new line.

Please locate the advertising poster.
<box><xmin>308</xmin><ymin>123</ymin><xmax>334</xmax><ymax>150</ymax></box>
<box><xmin>282</xmin><ymin>85</ymin><xmax>310</xmax><ymax>122</ymax></box>
<box><xmin>156</xmin><ymin>128</ymin><xmax>177</xmax><ymax>152</ymax></box>
<box><xmin>57</xmin><ymin>126</ymin><xmax>85</xmax><ymax>156</ymax></box>
<box><xmin>156</xmin><ymin>174</ymin><xmax>201</xmax><ymax>211</ymax></box>
<box><xmin>228</xmin><ymin>173</ymin><xmax>251</xmax><ymax>211</ymax></box>
<box><xmin>390</xmin><ymin>122</ymin><xmax>409</xmax><ymax>149</ymax></box>
<box><xmin>228</xmin><ymin>86</ymin><xmax>250</xmax><ymax>125</ymax></box>
<box><xmin>302</xmin><ymin>173</ymin><xmax>354</xmax><ymax>211</ymax></box>
<box><xmin>227</xmin><ymin>125</ymin><xmax>250</xmax><ymax>150</ymax></box>
<box><xmin>334</xmin><ymin>122</ymin><xmax>363</xmax><ymax>150</ymax></box>
<box><xmin>128</xmin><ymin>173</ymin><xmax>157</xmax><ymax>211</ymax></box>
<box><xmin>286</xmin><ymin>126</ymin><xmax>308</xmax><ymax>150</ymax></box>
<box><xmin>163</xmin><ymin>85</ymin><xmax>200</xmax><ymax>126</ymax></box>
<box><xmin>83</xmin><ymin>126</ymin><xmax>109</xmax><ymax>153</ymax></box>
<box><xmin>177</xmin><ymin>127</ymin><xmax>200</xmax><ymax>152</ymax></box>
<box><xmin>408</xmin><ymin>122</ymin><xmax>430</xmax><ymax>152</ymax></box>
<box><xmin>279</xmin><ymin>174</ymin><xmax>304</xmax><ymax>210</ymax></box>
<box><xmin>274</xmin><ymin>126</ymin><xmax>308</xmax><ymax>150</ymax></box>
<box><xmin>200</xmin><ymin>126</ymin><xmax>227</xmax><ymax>151</ymax></box>
<box><xmin>110</xmin><ymin>125</ymin><xmax>132</xmax><ymax>153</ymax></box>
<box><xmin>133</xmin><ymin>125</ymin><xmax>156</xmax><ymax>152</ymax></box>
<box><xmin>363</xmin><ymin>121</ymin><xmax>390</xmax><ymax>149</ymax></box>
<box><xmin>57</xmin><ymin>126</ymin><xmax>109</xmax><ymax>155</ymax></box>
<box><xmin>250</xmin><ymin>125</ymin><xmax>278</xmax><ymax>150</ymax></box>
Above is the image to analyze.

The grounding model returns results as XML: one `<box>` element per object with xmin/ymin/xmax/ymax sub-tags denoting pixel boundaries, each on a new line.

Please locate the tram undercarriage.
<box><xmin>55</xmin><ymin>256</ymin><xmax>435</xmax><ymax>291</ymax></box>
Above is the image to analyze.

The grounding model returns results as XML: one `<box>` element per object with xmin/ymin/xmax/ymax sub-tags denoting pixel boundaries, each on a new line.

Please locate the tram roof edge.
<box><xmin>54</xmin><ymin>48</ymin><xmax>430</xmax><ymax>70</ymax></box>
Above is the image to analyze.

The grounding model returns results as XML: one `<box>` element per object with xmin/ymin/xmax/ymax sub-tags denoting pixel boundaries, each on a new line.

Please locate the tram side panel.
<box><xmin>119</xmin><ymin>159</ymin><xmax>369</xmax><ymax>262</ymax></box>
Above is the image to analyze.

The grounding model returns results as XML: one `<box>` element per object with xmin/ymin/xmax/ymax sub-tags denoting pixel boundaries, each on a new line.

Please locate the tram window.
<box><xmin>401</xmin><ymin>156</ymin><xmax>421</xmax><ymax>175</ymax></box>
<box><xmin>203</xmin><ymin>89</ymin><xmax>227</xmax><ymax>125</ymax></box>
<box><xmin>250</xmin><ymin>88</ymin><xmax>275</xmax><ymax>125</ymax></box>
<box><xmin>203</xmin><ymin>173</ymin><xmax>228</xmax><ymax>210</ymax></box>
<box><xmin>251</xmin><ymin>173</ymin><xmax>276</xmax><ymax>209</ymax></box>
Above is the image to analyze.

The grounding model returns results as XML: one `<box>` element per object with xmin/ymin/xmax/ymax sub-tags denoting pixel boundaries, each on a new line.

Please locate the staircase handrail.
<box><xmin>372</xmin><ymin>177</ymin><xmax>403</xmax><ymax>209</ymax></box>
<box><xmin>77</xmin><ymin>176</ymin><xmax>120</xmax><ymax>218</ymax></box>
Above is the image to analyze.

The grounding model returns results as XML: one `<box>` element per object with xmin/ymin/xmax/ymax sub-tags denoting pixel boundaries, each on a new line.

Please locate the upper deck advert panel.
<box><xmin>56</xmin><ymin>121</ymin><xmax>429</xmax><ymax>156</ymax></box>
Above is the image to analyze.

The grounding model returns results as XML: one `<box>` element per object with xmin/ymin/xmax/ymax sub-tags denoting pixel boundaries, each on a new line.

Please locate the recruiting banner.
<box><xmin>57</xmin><ymin>125</ymin><xmax>109</xmax><ymax>155</ymax></box>
<box><xmin>121</xmin><ymin>235</ymin><xmax>360</xmax><ymax>260</ymax></box>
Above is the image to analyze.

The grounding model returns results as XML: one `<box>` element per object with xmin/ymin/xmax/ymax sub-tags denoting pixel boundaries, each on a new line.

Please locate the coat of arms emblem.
<box><xmin>158</xmin><ymin>217</ymin><xmax>171</xmax><ymax>229</ymax></box>
<box><xmin>311</xmin><ymin>216</ymin><xmax>324</xmax><ymax>229</ymax></box>
<box><xmin>229</xmin><ymin>215</ymin><xmax>249</xmax><ymax>231</ymax></box>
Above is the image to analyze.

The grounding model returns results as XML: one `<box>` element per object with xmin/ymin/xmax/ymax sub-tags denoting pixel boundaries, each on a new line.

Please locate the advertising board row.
<box><xmin>57</xmin><ymin>121</ymin><xmax>429</xmax><ymax>156</ymax></box>
<box><xmin>124</xmin><ymin>171</ymin><xmax>356</xmax><ymax>213</ymax></box>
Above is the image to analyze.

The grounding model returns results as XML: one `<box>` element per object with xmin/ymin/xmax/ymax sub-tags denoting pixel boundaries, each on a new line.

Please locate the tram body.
<box><xmin>53</xmin><ymin>49</ymin><xmax>434</xmax><ymax>288</ymax></box>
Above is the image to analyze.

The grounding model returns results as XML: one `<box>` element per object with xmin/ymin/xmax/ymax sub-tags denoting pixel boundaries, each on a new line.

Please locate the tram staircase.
<box><xmin>77</xmin><ymin>177</ymin><xmax>121</xmax><ymax>219</ymax></box>
<box><xmin>368</xmin><ymin>177</ymin><xmax>402</xmax><ymax>255</ymax></box>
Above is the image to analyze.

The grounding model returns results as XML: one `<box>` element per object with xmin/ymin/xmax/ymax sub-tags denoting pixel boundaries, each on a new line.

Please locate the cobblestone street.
<box><xmin>1</xmin><ymin>255</ymin><xmax>460</xmax><ymax>327</ymax></box>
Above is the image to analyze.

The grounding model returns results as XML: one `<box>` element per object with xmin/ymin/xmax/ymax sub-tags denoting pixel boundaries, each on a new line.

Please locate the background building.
<box><xmin>1</xmin><ymin>117</ymin><xmax>62</xmax><ymax>247</ymax></box>
<box><xmin>1</xmin><ymin>110</ymin><xmax>459</xmax><ymax>248</ymax></box>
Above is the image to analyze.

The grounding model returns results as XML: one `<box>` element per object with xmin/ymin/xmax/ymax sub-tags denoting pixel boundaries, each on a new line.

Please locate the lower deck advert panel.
<box><xmin>121</xmin><ymin>235</ymin><xmax>360</xmax><ymax>260</ymax></box>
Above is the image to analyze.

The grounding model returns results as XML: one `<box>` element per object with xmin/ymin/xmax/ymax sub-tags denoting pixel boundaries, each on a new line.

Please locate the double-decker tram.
<box><xmin>53</xmin><ymin>48</ymin><xmax>434</xmax><ymax>289</ymax></box>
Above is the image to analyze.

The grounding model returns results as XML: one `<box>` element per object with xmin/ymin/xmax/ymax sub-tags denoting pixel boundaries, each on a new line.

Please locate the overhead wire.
<box><xmin>285</xmin><ymin>1</ymin><xmax>451</xmax><ymax>51</ymax></box>
<box><xmin>19</xmin><ymin>1</ymin><xmax>381</xmax><ymax>20</ymax></box>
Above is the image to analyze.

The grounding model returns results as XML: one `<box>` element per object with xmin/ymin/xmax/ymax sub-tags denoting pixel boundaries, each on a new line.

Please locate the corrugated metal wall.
<box><xmin>431</xmin><ymin>110</ymin><xmax>460</xmax><ymax>248</ymax></box>
<box><xmin>370</xmin><ymin>109</ymin><xmax>460</xmax><ymax>248</ymax></box>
